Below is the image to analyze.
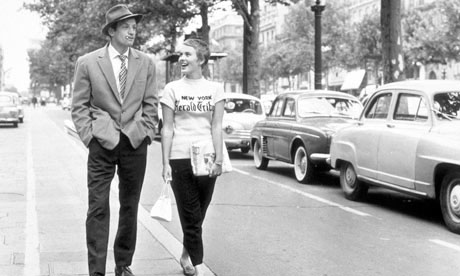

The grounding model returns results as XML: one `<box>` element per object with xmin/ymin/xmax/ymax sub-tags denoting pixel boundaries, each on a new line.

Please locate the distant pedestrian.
<box><xmin>31</xmin><ymin>96</ymin><xmax>37</xmax><ymax>108</ymax></box>
<box><xmin>71</xmin><ymin>4</ymin><xmax>158</xmax><ymax>276</ymax></box>
<box><xmin>160</xmin><ymin>38</ymin><xmax>225</xmax><ymax>276</ymax></box>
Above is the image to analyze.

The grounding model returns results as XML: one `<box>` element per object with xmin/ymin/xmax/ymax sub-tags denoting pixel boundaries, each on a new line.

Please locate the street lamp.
<box><xmin>310</xmin><ymin>0</ymin><xmax>326</xmax><ymax>90</ymax></box>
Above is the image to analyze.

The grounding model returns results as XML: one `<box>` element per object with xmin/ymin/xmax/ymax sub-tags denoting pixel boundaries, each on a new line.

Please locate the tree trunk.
<box><xmin>243</xmin><ymin>14</ymin><xmax>249</xmax><ymax>94</ymax></box>
<box><xmin>381</xmin><ymin>0</ymin><xmax>404</xmax><ymax>83</ymax></box>
<box><xmin>247</xmin><ymin>0</ymin><xmax>260</xmax><ymax>97</ymax></box>
<box><xmin>199</xmin><ymin>3</ymin><xmax>211</xmax><ymax>78</ymax></box>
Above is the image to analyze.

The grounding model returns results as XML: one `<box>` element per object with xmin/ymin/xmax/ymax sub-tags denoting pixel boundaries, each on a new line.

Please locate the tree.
<box><xmin>381</xmin><ymin>0</ymin><xmax>403</xmax><ymax>83</ymax></box>
<box><xmin>259</xmin><ymin>1</ymin><xmax>354</xmax><ymax>90</ymax></box>
<box><xmin>25</xmin><ymin>0</ymin><xmax>198</xmax><ymax>92</ymax></box>
<box><xmin>402</xmin><ymin>0</ymin><xmax>460</xmax><ymax>71</ymax></box>
<box><xmin>352</xmin><ymin>13</ymin><xmax>382</xmax><ymax>84</ymax></box>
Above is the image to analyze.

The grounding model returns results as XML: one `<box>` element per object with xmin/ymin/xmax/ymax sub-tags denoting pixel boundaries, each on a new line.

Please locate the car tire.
<box><xmin>293</xmin><ymin>145</ymin><xmax>314</xmax><ymax>184</ymax></box>
<box><xmin>340</xmin><ymin>162</ymin><xmax>368</xmax><ymax>201</ymax></box>
<box><xmin>253</xmin><ymin>139</ymin><xmax>268</xmax><ymax>170</ymax></box>
<box><xmin>19</xmin><ymin>118</ymin><xmax>23</xmax><ymax>123</ymax></box>
<box><xmin>440</xmin><ymin>172</ymin><xmax>460</xmax><ymax>234</ymax></box>
<box><xmin>241</xmin><ymin>147</ymin><xmax>250</xmax><ymax>154</ymax></box>
<box><xmin>13</xmin><ymin>122</ymin><xmax>18</xmax><ymax>128</ymax></box>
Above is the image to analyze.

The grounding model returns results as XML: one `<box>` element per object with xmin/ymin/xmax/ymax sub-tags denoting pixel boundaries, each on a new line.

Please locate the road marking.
<box><xmin>24</xmin><ymin>131</ymin><xmax>40</xmax><ymax>276</ymax></box>
<box><xmin>429</xmin><ymin>239</ymin><xmax>460</xmax><ymax>252</ymax></box>
<box><xmin>233</xmin><ymin>168</ymin><xmax>372</xmax><ymax>217</ymax></box>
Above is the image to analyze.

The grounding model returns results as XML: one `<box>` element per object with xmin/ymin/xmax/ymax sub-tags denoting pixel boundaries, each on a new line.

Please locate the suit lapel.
<box><xmin>96</xmin><ymin>46</ymin><xmax>122</xmax><ymax>105</ymax></box>
<box><xmin>124</xmin><ymin>50</ymin><xmax>141</xmax><ymax>99</ymax></box>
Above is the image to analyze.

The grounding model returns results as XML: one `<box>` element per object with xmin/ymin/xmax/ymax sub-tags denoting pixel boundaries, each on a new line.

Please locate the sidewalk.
<box><xmin>0</xmin><ymin>108</ymin><xmax>209</xmax><ymax>276</ymax></box>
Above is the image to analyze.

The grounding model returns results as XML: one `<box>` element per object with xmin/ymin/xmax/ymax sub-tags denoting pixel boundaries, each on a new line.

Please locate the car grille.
<box><xmin>262</xmin><ymin>136</ymin><xmax>268</xmax><ymax>154</ymax></box>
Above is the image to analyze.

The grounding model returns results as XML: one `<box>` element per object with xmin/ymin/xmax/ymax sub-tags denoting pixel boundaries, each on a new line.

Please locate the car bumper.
<box><xmin>310</xmin><ymin>153</ymin><xmax>331</xmax><ymax>165</ymax></box>
<box><xmin>223</xmin><ymin>130</ymin><xmax>251</xmax><ymax>149</ymax></box>
<box><xmin>224</xmin><ymin>138</ymin><xmax>251</xmax><ymax>149</ymax></box>
<box><xmin>0</xmin><ymin>118</ymin><xmax>19</xmax><ymax>123</ymax></box>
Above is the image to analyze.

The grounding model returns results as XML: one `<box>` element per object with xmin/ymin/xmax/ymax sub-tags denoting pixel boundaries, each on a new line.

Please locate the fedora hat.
<box><xmin>102</xmin><ymin>4</ymin><xmax>143</xmax><ymax>36</ymax></box>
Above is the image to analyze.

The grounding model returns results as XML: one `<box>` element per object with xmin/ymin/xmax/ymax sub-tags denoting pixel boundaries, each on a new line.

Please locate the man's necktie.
<box><xmin>118</xmin><ymin>55</ymin><xmax>127</xmax><ymax>100</ymax></box>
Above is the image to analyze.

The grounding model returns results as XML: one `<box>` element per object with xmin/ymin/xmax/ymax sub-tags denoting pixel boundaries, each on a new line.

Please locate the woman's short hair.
<box><xmin>183</xmin><ymin>38</ymin><xmax>210</xmax><ymax>67</ymax></box>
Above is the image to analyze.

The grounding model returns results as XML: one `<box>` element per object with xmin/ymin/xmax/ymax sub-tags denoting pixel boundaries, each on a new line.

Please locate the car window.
<box><xmin>365</xmin><ymin>92</ymin><xmax>392</xmax><ymax>119</ymax></box>
<box><xmin>297</xmin><ymin>96</ymin><xmax>362</xmax><ymax>118</ymax></box>
<box><xmin>283</xmin><ymin>98</ymin><xmax>296</xmax><ymax>117</ymax></box>
<box><xmin>326</xmin><ymin>97</ymin><xmax>363</xmax><ymax>119</ymax></box>
<box><xmin>224</xmin><ymin>98</ymin><xmax>264</xmax><ymax>115</ymax></box>
<box><xmin>433</xmin><ymin>92</ymin><xmax>460</xmax><ymax>120</ymax></box>
<box><xmin>297</xmin><ymin>97</ymin><xmax>334</xmax><ymax>117</ymax></box>
<box><xmin>0</xmin><ymin>95</ymin><xmax>13</xmax><ymax>106</ymax></box>
<box><xmin>394</xmin><ymin>93</ymin><xmax>428</xmax><ymax>122</ymax></box>
<box><xmin>270</xmin><ymin>98</ymin><xmax>284</xmax><ymax>117</ymax></box>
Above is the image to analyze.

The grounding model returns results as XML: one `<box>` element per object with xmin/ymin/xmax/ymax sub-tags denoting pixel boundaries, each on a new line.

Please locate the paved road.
<box><xmin>2</xmin><ymin>106</ymin><xmax>460</xmax><ymax>276</ymax></box>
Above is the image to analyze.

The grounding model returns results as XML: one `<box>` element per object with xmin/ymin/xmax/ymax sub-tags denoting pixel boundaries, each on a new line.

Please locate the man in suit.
<box><xmin>71</xmin><ymin>4</ymin><xmax>157</xmax><ymax>276</ymax></box>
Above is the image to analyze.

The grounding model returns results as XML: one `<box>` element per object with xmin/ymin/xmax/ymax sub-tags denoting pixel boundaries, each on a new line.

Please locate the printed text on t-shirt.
<box><xmin>175</xmin><ymin>95</ymin><xmax>215</xmax><ymax>112</ymax></box>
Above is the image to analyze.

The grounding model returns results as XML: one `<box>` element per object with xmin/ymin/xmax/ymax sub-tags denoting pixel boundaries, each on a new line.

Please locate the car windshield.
<box><xmin>297</xmin><ymin>96</ymin><xmax>362</xmax><ymax>119</ymax></box>
<box><xmin>224</xmin><ymin>98</ymin><xmax>264</xmax><ymax>115</ymax></box>
<box><xmin>0</xmin><ymin>95</ymin><xmax>13</xmax><ymax>106</ymax></box>
<box><xmin>433</xmin><ymin>92</ymin><xmax>460</xmax><ymax>120</ymax></box>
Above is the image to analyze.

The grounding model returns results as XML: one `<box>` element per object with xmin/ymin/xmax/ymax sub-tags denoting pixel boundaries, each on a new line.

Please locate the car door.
<box><xmin>354</xmin><ymin>92</ymin><xmax>393</xmax><ymax>180</ymax></box>
<box><xmin>377</xmin><ymin>91</ymin><xmax>430</xmax><ymax>189</ymax></box>
<box><xmin>264</xmin><ymin>98</ymin><xmax>284</xmax><ymax>157</ymax></box>
<box><xmin>273</xmin><ymin>97</ymin><xmax>295</xmax><ymax>161</ymax></box>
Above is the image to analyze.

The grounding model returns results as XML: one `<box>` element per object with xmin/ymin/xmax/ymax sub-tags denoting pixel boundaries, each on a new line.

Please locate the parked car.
<box><xmin>251</xmin><ymin>90</ymin><xmax>363</xmax><ymax>183</ymax></box>
<box><xmin>223</xmin><ymin>93</ymin><xmax>266</xmax><ymax>153</ymax></box>
<box><xmin>0</xmin><ymin>91</ymin><xmax>21</xmax><ymax>127</ymax></box>
<box><xmin>329</xmin><ymin>80</ymin><xmax>460</xmax><ymax>234</ymax></box>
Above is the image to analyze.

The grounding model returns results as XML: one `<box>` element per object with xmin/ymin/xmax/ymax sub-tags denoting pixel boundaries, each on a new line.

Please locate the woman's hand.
<box><xmin>162</xmin><ymin>164</ymin><xmax>172</xmax><ymax>183</ymax></box>
<box><xmin>209</xmin><ymin>163</ymin><xmax>222</xmax><ymax>178</ymax></box>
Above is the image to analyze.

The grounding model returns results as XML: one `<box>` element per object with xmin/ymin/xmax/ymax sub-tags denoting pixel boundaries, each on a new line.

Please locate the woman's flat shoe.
<box><xmin>180</xmin><ymin>259</ymin><xmax>195</xmax><ymax>276</ymax></box>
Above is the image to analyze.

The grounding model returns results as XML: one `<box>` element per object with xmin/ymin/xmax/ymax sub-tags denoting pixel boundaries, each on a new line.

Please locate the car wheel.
<box><xmin>253</xmin><ymin>139</ymin><xmax>268</xmax><ymax>170</ymax></box>
<box><xmin>19</xmin><ymin>118</ymin><xmax>23</xmax><ymax>123</ymax></box>
<box><xmin>13</xmin><ymin>122</ymin><xmax>18</xmax><ymax>128</ymax></box>
<box><xmin>241</xmin><ymin>147</ymin><xmax>250</xmax><ymax>154</ymax></box>
<box><xmin>440</xmin><ymin>172</ymin><xmax>460</xmax><ymax>234</ymax></box>
<box><xmin>293</xmin><ymin>145</ymin><xmax>314</xmax><ymax>184</ymax></box>
<box><xmin>340</xmin><ymin>162</ymin><xmax>368</xmax><ymax>201</ymax></box>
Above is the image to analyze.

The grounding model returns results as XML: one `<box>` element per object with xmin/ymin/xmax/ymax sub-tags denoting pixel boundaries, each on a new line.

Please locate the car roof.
<box><xmin>376</xmin><ymin>80</ymin><xmax>460</xmax><ymax>95</ymax></box>
<box><xmin>275</xmin><ymin>90</ymin><xmax>359</xmax><ymax>100</ymax></box>
<box><xmin>224</xmin><ymin>93</ymin><xmax>261</xmax><ymax>101</ymax></box>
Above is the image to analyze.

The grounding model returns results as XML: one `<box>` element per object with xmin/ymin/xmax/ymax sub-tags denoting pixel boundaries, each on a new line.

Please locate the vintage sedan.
<box><xmin>330</xmin><ymin>80</ymin><xmax>460</xmax><ymax>234</ymax></box>
<box><xmin>223</xmin><ymin>93</ymin><xmax>265</xmax><ymax>153</ymax></box>
<box><xmin>0</xmin><ymin>91</ymin><xmax>21</xmax><ymax>127</ymax></box>
<box><xmin>251</xmin><ymin>90</ymin><xmax>362</xmax><ymax>183</ymax></box>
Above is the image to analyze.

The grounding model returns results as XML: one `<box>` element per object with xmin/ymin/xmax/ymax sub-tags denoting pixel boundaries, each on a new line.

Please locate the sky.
<box><xmin>0</xmin><ymin>0</ymin><xmax>46</xmax><ymax>92</ymax></box>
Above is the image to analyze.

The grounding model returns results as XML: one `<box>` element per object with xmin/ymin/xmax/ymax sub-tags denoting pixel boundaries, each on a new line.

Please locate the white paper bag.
<box><xmin>150</xmin><ymin>181</ymin><xmax>172</xmax><ymax>222</ymax></box>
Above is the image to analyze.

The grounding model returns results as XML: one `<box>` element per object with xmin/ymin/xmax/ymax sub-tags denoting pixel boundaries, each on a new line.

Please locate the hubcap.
<box><xmin>300</xmin><ymin>156</ymin><xmax>307</xmax><ymax>174</ymax></box>
<box><xmin>296</xmin><ymin>150</ymin><xmax>306</xmax><ymax>175</ymax></box>
<box><xmin>346</xmin><ymin>166</ymin><xmax>356</xmax><ymax>188</ymax></box>
<box><xmin>255</xmin><ymin>144</ymin><xmax>261</xmax><ymax>164</ymax></box>
<box><xmin>450</xmin><ymin>185</ymin><xmax>460</xmax><ymax>217</ymax></box>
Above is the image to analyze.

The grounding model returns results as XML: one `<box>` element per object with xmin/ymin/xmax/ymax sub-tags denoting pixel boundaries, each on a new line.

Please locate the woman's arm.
<box><xmin>161</xmin><ymin>103</ymin><xmax>174</xmax><ymax>182</ymax></box>
<box><xmin>210</xmin><ymin>100</ymin><xmax>225</xmax><ymax>176</ymax></box>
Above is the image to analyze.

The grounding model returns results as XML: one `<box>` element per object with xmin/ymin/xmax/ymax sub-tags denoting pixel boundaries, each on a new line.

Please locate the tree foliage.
<box><xmin>402</xmin><ymin>0</ymin><xmax>460</xmax><ymax>65</ymax></box>
<box><xmin>24</xmin><ymin>0</ymin><xmax>200</xmax><ymax>95</ymax></box>
<box><xmin>260</xmin><ymin>0</ymin><xmax>354</xmax><ymax>89</ymax></box>
<box><xmin>354</xmin><ymin>13</ymin><xmax>381</xmax><ymax>65</ymax></box>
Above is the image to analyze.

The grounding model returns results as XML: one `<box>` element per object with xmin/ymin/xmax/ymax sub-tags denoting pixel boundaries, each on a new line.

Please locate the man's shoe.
<box><xmin>115</xmin><ymin>266</ymin><xmax>135</xmax><ymax>276</ymax></box>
